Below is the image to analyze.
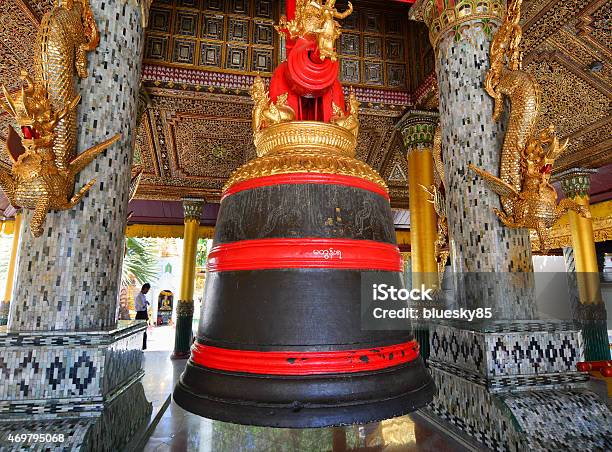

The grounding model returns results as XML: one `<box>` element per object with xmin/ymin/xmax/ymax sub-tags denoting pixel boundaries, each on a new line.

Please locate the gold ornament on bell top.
<box><xmin>225</xmin><ymin>68</ymin><xmax>383</xmax><ymax>193</ymax></box>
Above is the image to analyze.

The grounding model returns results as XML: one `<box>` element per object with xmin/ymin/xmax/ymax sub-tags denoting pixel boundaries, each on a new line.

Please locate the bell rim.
<box><xmin>173</xmin><ymin>357</ymin><xmax>435</xmax><ymax>428</ymax></box>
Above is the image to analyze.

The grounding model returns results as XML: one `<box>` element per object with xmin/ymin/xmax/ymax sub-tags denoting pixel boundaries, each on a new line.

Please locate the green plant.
<box><xmin>121</xmin><ymin>237</ymin><xmax>160</xmax><ymax>287</ymax></box>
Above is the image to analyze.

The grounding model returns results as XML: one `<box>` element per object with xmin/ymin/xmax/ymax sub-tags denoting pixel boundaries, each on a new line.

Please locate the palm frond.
<box><xmin>121</xmin><ymin>237</ymin><xmax>161</xmax><ymax>287</ymax></box>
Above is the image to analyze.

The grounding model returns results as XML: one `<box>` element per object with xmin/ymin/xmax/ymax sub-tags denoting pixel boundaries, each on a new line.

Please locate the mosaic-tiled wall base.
<box><xmin>0</xmin><ymin>382</ymin><xmax>151</xmax><ymax>452</ymax></box>
<box><xmin>430</xmin><ymin>323</ymin><xmax>587</xmax><ymax>382</ymax></box>
<box><xmin>0</xmin><ymin>419</ymin><xmax>93</xmax><ymax>452</ymax></box>
<box><xmin>0</xmin><ymin>322</ymin><xmax>151</xmax><ymax>451</ymax></box>
<box><xmin>428</xmin><ymin>368</ymin><xmax>612</xmax><ymax>451</ymax></box>
<box><xmin>435</xmin><ymin>21</ymin><xmax>535</xmax><ymax>319</ymax></box>
<box><xmin>84</xmin><ymin>381</ymin><xmax>152</xmax><ymax>452</ymax></box>
<box><xmin>9</xmin><ymin>0</ymin><xmax>146</xmax><ymax>332</ymax></box>
<box><xmin>427</xmin><ymin>323</ymin><xmax>612</xmax><ymax>450</ymax></box>
<box><xmin>0</xmin><ymin>322</ymin><xmax>146</xmax><ymax>413</ymax></box>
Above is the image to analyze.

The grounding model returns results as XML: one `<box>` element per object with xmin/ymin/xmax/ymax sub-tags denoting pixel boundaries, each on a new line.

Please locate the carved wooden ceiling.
<box><xmin>521</xmin><ymin>0</ymin><xmax>612</xmax><ymax>174</ymax></box>
<box><xmin>132</xmin><ymin>87</ymin><xmax>409</xmax><ymax>204</ymax></box>
<box><xmin>0</xmin><ymin>0</ymin><xmax>610</xmax><ymax>213</ymax></box>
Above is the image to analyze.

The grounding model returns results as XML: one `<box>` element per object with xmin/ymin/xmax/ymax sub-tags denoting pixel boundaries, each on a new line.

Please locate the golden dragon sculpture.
<box><xmin>0</xmin><ymin>0</ymin><xmax>120</xmax><ymax>237</ymax></box>
<box><xmin>421</xmin><ymin>126</ymin><xmax>449</xmax><ymax>278</ymax></box>
<box><xmin>469</xmin><ymin>0</ymin><xmax>589</xmax><ymax>252</ymax></box>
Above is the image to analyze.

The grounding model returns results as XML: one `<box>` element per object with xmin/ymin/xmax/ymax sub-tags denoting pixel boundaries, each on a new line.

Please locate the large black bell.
<box><xmin>173</xmin><ymin>121</ymin><xmax>435</xmax><ymax>427</ymax></box>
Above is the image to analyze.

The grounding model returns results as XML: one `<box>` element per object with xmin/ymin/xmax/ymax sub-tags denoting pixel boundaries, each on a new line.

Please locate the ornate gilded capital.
<box><xmin>557</xmin><ymin>168</ymin><xmax>597</xmax><ymax>199</ymax></box>
<box><xmin>176</xmin><ymin>300</ymin><xmax>195</xmax><ymax>317</ymax></box>
<box><xmin>396</xmin><ymin>110</ymin><xmax>438</xmax><ymax>151</ymax></box>
<box><xmin>410</xmin><ymin>0</ymin><xmax>505</xmax><ymax>49</ymax></box>
<box><xmin>182</xmin><ymin>198</ymin><xmax>205</xmax><ymax>222</ymax></box>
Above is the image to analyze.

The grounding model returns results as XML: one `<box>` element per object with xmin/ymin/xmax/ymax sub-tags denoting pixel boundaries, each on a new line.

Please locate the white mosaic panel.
<box><xmin>0</xmin><ymin>324</ymin><xmax>145</xmax><ymax>407</ymax></box>
<box><xmin>430</xmin><ymin>324</ymin><xmax>585</xmax><ymax>379</ymax></box>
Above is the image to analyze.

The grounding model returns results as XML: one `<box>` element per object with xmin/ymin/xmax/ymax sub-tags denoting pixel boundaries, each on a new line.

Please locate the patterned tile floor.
<box><xmin>141</xmin><ymin>349</ymin><xmax>470</xmax><ymax>452</ymax></box>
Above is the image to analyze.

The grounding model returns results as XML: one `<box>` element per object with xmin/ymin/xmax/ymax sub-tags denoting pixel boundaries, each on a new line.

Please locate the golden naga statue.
<box><xmin>250</xmin><ymin>76</ymin><xmax>296</xmax><ymax>134</ymax></box>
<box><xmin>278</xmin><ymin>0</ymin><xmax>353</xmax><ymax>61</ymax></box>
<box><xmin>331</xmin><ymin>88</ymin><xmax>360</xmax><ymax>138</ymax></box>
<box><xmin>1</xmin><ymin>74</ymin><xmax>120</xmax><ymax>237</ymax></box>
<box><xmin>421</xmin><ymin>127</ymin><xmax>449</xmax><ymax>276</ymax></box>
<box><xmin>0</xmin><ymin>0</ymin><xmax>120</xmax><ymax>237</ymax></box>
<box><xmin>469</xmin><ymin>0</ymin><xmax>588</xmax><ymax>251</ymax></box>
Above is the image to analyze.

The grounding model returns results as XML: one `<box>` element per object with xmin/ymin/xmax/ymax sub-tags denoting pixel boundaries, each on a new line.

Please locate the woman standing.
<box><xmin>134</xmin><ymin>283</ymin><xmax>151</xmax><ymax>349</ymax></box>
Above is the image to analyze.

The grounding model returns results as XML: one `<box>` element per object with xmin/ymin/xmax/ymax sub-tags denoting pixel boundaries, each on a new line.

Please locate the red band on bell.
<box><xmin>191</xmin><ymin>341</ymin><xmax>420</xmax><ymax>375</ymax></box>
<box><xmin>222</xmin><ymin>173</ymin><xmax>390</xmax><ymax>201</ymax></box>
<box><xmin>207</xmin><ymin>238</ymin><xmax>403</xmax><ymax>272</ymax></box>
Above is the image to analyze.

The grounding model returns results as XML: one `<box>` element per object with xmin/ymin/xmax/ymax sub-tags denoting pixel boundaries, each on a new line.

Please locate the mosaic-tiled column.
<box><xmin>558</xmin><ymin>168</ymin><xmax>609</xmax><ymax>361</ymax></box>
<box><xmin>0</xmin><ymin>213</ymin><xmax>21</xmax><ymax>326</ymax></box>
<box><xmin>409</xmin><ymin>1</ymin><xmax>611</xmax><ymax>449</ymax></box>
<box><xmin>413</xmin><ymin>0</ymin><xmax>535</xmax><ymax>320</ymax></box>
<box><xmin>0</xmin><ymin>2</ymin><xmax>152</xmax><ymax>449</ymax></box>
<box><xmin>172</xmin><ymin>198</ymin><xmax>205</xmax><ymax>359</ymax></box>
<box><xmin>9</xmin><ymin>10</ymin><xmax>145</xmax><ymax>332</ymax></box>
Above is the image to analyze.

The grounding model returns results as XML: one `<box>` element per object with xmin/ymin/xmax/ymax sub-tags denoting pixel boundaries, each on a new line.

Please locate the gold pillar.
<box><xmin>172</xmin><ymin>198</ymin><xmax>205</xmax><ymax>359</ymax></box>
<box><xmin>180</xmin><ymin>217</ymin><xmax>200</xmax><ymax>303</ymax></box>
<box><xmin>559</xmin><ymin>168</ymin><xmax>609</xmax><ymax>361</ymax></box>
<box><xmin>407</xmin><ymin>148</ymin><xmax>437</xmax><ymax>273</ymax></box>
<box><xmin>397</xmin><ymin>111</ymin><xmax>438</xmax><ymax>286</ymax></box>
<box><xmin>3</xmin><ymin>213</ymin><xmax>22</xmax><ymax>301</ymax></box>
<box><xmin>559</xmin><ymin>169</ymin><xmax>601</xmax><ymax>303</ymax></box>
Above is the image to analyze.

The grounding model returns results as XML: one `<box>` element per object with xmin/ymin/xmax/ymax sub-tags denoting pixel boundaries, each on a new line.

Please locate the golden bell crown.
<box><xmin>253</xmin><ymin>121</ymin><xmax>357</xmax><ymax>158</ymax></box>
<box><xmin>230</xmin><ymin>1</ymin><xmax>381</xmax><ymax>196</ymax></box>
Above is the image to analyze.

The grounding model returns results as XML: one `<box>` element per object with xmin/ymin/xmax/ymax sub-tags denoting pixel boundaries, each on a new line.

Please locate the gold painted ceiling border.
<box><xmin>143</xmin><ymin>79</ymin><xmax>413</xmax><ymax>112</ymax></box>
<box><xmin>126</xmin><ymin>223</ymin><xmax>215</xmax><ymax>239</ymax></box>
<box><xmin>135</xmin><ymin>184</ymin><xmax>222</xmax><ymax>203</ymax></box>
